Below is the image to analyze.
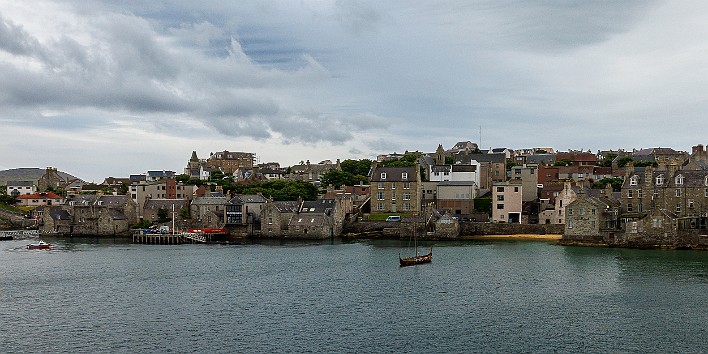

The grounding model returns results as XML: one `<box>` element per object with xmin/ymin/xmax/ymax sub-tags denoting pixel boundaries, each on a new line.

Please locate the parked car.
<box><xmin>385</xmin><ymin>216</ymin><xmax>401</xmax><ymax>222</ymax></box>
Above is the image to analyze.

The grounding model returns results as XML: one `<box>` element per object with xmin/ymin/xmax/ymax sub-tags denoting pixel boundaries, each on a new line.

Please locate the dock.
<box><xmin>131</xmin><ymin>230</ymin><xmax>219</xmax><ymax>244</ymax></box>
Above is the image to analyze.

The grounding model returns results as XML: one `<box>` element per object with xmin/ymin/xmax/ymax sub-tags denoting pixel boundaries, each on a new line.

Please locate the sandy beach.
<box><xmin>462</xmin><ymin>234</ymin><xmax>562</xmax><ymax>240</ymax></box>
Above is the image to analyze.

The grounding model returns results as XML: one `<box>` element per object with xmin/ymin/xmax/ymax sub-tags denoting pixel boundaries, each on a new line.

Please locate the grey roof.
<box><xmin>437</xmin><ymin>181</ymin><xmax>477</xmax><ymax>186</ymax></box>
<box><xmin>192</xmin><ymin>196</ymin><xmax>227</xmax><ymax>205</ymax></box>
<box><xmin>7</xmin><ymin>180</ymin><xmax>35</xmax><ymax>186</ymax></box>
<box><xmin>98</xmin><ymin>195</ymin><xmax>130</xmax><ymax>206</ymax></box>
<box><xmin>230</xmin><ymin>194</ymin><xmax>267</xmax><ymax>204</ymax></box>
<box><xmin>525</xmin><ymin>154</ymin><xmax>556</xmax><ymax>165</ymax></box>
<box><xmin>370</xmin><ymin>166</ymin><xmax>418</xmax><ymax>182</ymax></box>
<box><xmin>458</xmin><ymin>153</ymin><xmax>505</xmax><ymax>164</ymax></box>
<box><xmin>273</xmin><ymin>201</ymin><xmax>299</xmax><ymax>213</ymax></box>
<box><xmin>47</xmin><ymin>207</ymin><xmax>72</xmax><ymax>221</ymax></box>
<box><xmin>67</xmin><ymin>195</ymin><xmax>99</xmax><ymax>204</ymax></box>
<box><xmin>301</xmin><ymin>199</ymin><xmax>335</xmax><ymax>214</ymax></box>
<box><xmin>289</xmin><ymin>214</ymin><xmax>326</xmax><ymax>226</ymax></box>
<box><xmin>143</xmin><ymin>199</ymin><xmax>189</xmax><ymax>210</ymax></box>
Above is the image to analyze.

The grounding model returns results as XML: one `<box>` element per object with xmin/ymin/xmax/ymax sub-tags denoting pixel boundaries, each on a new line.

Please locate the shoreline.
<box><xmin>462</xmin><ymin>234</ymin><xmax>562</xmax><ymax>240</ymax></box>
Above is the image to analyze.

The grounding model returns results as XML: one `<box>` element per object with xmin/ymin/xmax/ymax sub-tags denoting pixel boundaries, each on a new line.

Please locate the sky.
<box><xmin>1</xmin><ymin>0</ymin><xmax>707</xmax><ymax>182</ymax></box>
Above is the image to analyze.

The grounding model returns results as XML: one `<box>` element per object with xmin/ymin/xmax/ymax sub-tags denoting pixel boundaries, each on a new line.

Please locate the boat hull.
<box><xmin>399</xmin><ymin>252</ymin><xmax>432</xmax><ymax>267</ymax></box>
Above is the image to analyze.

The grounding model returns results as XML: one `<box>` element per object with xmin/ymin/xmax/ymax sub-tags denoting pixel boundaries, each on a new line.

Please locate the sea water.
<box><xmin>1</xmin><ymin>238</ymin><xmax>707</xmax><ymax>353</ymax></box>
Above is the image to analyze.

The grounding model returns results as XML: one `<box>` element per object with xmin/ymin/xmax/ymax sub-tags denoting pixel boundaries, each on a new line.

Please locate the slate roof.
<box><xmin>370</xmin><ymin>166</ymin><xmax>418</xmax><ymax>182</ymax></box>
<box><xmin>7</xmin><ymin>180</ymin><xmax>34</xmax><ymax>187</ymax></box>
<box><xmin>143</xmin><ymin>199</ymin><xmax>188</xmax><ymax>210</ymax></box>
<box><xmin>230</xmin><ymin>194</ymin><xmax>267</xmax><ymax>204</ymax></box>
<box><xmin>192</xmin><ymin>196</ymin><xmax>227</xmax><ymax>205</ymax></box>
<box><xmin>301</xmin><ymin>199</ymin><xmax>335</xmax><ymax>214</ymax></box>
<box><xmin>47</xmin><ymin>207</ymin><xmax>72</xmax><ymax>221</ymax></box>
<box><xmin>458</xmin><ymin>153</ymin><xmax>505</xmax><ymax>164</ymax></box>
<box><xmin>98</xmin><ymin>195</ymin><xmax>130</xmax><ymax>206</ymax></box>
<box><xmin>525</xmin><ymin>154</ymin><xmax>556</xmax><ymax>165</ymax></box>
<box><xmin>273</xmin><ymin>201</ymin><xmax>299</xmax><ymax>213</ymax></box>
<box><xmin>289</xmin><ymin>214</ymin><xmax>326</xmax><ymax>226</ymax></box>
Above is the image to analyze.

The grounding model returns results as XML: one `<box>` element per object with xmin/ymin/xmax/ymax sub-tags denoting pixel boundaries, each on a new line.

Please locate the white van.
<box><xmin>386</xmin><ymin>216</ymin><xmax>401</xmax><ymax>222</ymax></box>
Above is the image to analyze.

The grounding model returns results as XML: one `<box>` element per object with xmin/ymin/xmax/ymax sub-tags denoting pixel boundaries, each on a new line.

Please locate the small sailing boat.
<box><xmin>399</xmin><ymin>216</ymin><xmax>432</xmax><ymax>267</ymax></box>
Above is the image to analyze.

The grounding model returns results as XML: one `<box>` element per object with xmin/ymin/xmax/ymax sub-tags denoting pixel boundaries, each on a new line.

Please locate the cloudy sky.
<box><xmin>1</xmin><ymin>0</ymin><xmax>707</xmax><ymax>182</ymax></box>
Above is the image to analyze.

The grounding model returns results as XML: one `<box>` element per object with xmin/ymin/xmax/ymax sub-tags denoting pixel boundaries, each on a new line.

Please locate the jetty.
<box><xmin>0</xmin><ymin>229</ymin><xmax>40</xmax><ymax>240</ymax></box>
<box><xmin>131</xmin><ymin>228</ymin><xmax>226</xmax><ymax>245</ymax></box>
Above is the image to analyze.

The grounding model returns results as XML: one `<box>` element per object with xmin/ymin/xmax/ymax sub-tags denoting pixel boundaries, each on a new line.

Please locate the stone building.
<box><xmin>563</xmin><ymin>189</ymin><xmax>621</xmax><ymax>243</ymax></box>
<box><xmin>260</xmin><ymin>200</ymin><xmax>300</xmax><ymax>237</ymax></box>
<box><xmin>369</xmin><ymin>164</ymin><xmax>422</xmax><ymax>215</ymax></box>
<box><xmin>191</xmin><ymin>196</ymin><xmax>227</xmax><ymax>224</ymax></box>
<box><xmin>206</xmin><ymin>151</ymin><xmax>255</xmax><ymax>175</ymax></box>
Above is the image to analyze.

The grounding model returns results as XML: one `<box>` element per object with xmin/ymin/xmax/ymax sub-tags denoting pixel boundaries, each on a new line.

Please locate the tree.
<box><xmin>340</xmin><ymin>159</ymin><xmax>372</xmax><ymax>177</ymax></box>
<box><xmin>118</xmin><ymin>183</ymin><xmax>129</xmax><ymax>195</ymax></box>
<box><xmin>535</xmin><ymin>149</ymin><xmax>548</xmax><ymax>154</ymax></box>
<box><xmin>320</xmin><ymin>169</ymin><xmax>353</xmax><ymax>189</ymax></box>
<box><xmin>179</xmin><ymin>207</ymin><xmax>191</xmax><ymax>220</ymax></box>
<box><xmin>157</xmin><ymin>208</ymin><xmax>171</xmax><ymax>223</ymax></box>
<box><xmin>599</xmin><ymin>152</ymin><xmax>617</xmax><ymax>167</ymax></box>
<box><xmin>554</xmin><ymin>159</ymin><xmax>572</xmax><ymax>166</ymax></box>
<box><xmin>445</xmin><ymin>156</ymin><xmax>455</xmax><ymax>165</ymax></box>
<box><xmin>175</xmin><ymin>174</ymin><xmax>190</xmax><ymax>183</ymax></box>
<box><xmin>591</xmin><ymin>177</ymin><xmax>623</xmax><ymax>192</ymax></box>
<box><xmin>616</xmin><ymin>156</ymin><xmax>633</xmax><ymax>168</ymax></box>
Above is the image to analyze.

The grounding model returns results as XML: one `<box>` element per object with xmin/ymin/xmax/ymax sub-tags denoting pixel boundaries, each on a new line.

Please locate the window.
<box><xmin>514</xmin><ymin>187</ymin><xmax>519</xmax><ymax>193</ymax></box>
<box><xmin>675</xmin><ymin>174</ymin><xmax>684</xmax><ymax>185</ymax></box>
<box><xmin>568</xmin><ymin>208</ymin><xmax>573</xmax><ymax>216</ymax></box>
<box><xmin>656</xmin><ymin>174</ymin><xmax>664</xmax><ymax>185</ymax></box>
<box><xmin>377</xmin><ymin>192</ymin><xmax>384</xmax><ymax>200</ymax></box>
<box><xmin>497</xmin><ymin>187</ymin><xmax>504</xmax><ymax>193</ymax></box>
<box><xmin>579</xmin><ymin>208</ymin><xmax>585</xmax><ymax>216</ymax></box>
<box><xmin>689</xmin><ymin>199</ymin><xmax>694</xmax><ymax>208</ymax></box>
<box><xmin>402</xmin><ymin>172</ymin><xmax>408</xmax><ymax>180</ymax></box>
<box><xmin>705</xmin><ymin>176</ymin><xmax>708</xmax><ymax>187</ymax></box>
<box><xmin>676</xmin><ymin>203</ymin><xmax>681</xmax><ymax>212</ymax></box>
<box><xmin>591</xmin><ymin>208</ymin><xmax>596</xmax><ymax>215</ymax></box>
<box><xmin>380</xmin><ymin>172</ymin><xmax>387</xmax><ymax>180</ymax></box>
<box><xmin>638</xmin><ymin>202</ymin><xmax>643</xmax><ymax>212</ymax></box>
<box><xmin>391</xmin><ymin>194</ymin><xmax>396</xmax><ymax>201</ymax></box>
<box><xmin>629</xmin><ymin>175</ymin><xmax>639</xmax><ymax>186</ymax></box>
<box><xmin>404</xmin><ymin>182</ymin><xmax>411</xmax><ymax>189</ymax></box>
<box><xmin>705</xmin><ymin>189</ymin><xmax>708</xmax><ymax>198</ymax></box>
<box><xmin>497</xmin><ymin>204</ymin><xmax>504</xmax><ymax>209</ymax></box>
<box><xmin>592</xmin><ymin>221</ymin><xmax>596</xmax><ymax>229</ymax></box>
<box><xmin>378</xmin><ymin>183</ymin><xmax>385</xmax><ymax>190</ymax></box>
<box><xmin>627</xmin><ymin>190</ymin><xmax>633</xmax><ymax>198</ymax></box>
<box><xmin>403</xmin><ymin>202</ymin><xmax>411</xmax><ymax>211</ymax></box>
<box><xmin>377</xmin><ymin>203</ymin><xmax>384</xmax><ymax>211</ymax></box>
<box><xmin>403</xmin><ymin>192</ymin><xmax>411</xmax><ymax>201</ymax></box>
<box><xmin>497</xmin><ymin>195</ymin><xmax>504</xmax><ymax>201</ymax></box>
<box><xmin>676</xmin><ymin>189</ymin><xmax>681</xmax><ymax>197</ymax></box>
<box><xmin>638</xmin><ymin>189</ymin><xmax>643</xmax><ymax>198</ymax></box>
<box><xmin>627</xmin><ymin>203</ymin><xmax>633</xmax><ymax>212</ymax></box>
<box><xmin>578</xmin><ymin>173</ymin><xmax>584</xmax><ymax>178</ymax></box>
<box><xmin>392</xmin><ymin>183</ymin><xmax>396</xmax><ymax>190</ymax></box>
<box><xmin>568</xmin><ymin>220</ymin><xmax>574</xmax><ymax>229</ymax></box>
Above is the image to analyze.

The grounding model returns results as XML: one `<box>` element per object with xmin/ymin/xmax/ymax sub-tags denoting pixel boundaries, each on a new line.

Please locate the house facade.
<box><xmin>491</xmin><ymin>181</ymin><xmax>522</xmax><ymax>223</ymax></box>
<box><xmin>7</xmin><ymin>180</ymin><xmax>37</xmax><ymax>196</ymax></box>
<box><xmin>369</xmin><ymin>164</ymin><xmax>421</xmax><ymax>215</ymax></box>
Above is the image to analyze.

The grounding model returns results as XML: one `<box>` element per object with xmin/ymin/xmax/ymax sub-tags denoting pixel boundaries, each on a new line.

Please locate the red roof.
<box><xmin>17</xmin><ymin>192</ymin><xmax>62</xmax><ymax>200</ymax></box>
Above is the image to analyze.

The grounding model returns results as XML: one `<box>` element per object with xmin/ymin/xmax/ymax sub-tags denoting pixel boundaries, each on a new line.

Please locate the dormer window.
<box><xmin>675</xmin><ymin>174</ymin><xmax>684</xmax><ymax>185</ymax></box>
<box><xmin>402</xmin><ymin>172</ymin><xmax>408</xmax><ymax>180</ymax></box>
<box><xmin>656</xmin><ymin>174</ymin><xmax>664</xmax><ymax>186</ymax></box>
<box><xmin>381</xmin><ymin>172</ymin><xmax>387</xmax><ymax>180</ymax></box>
<box><xmin>629</xmin><ymin>175</ymin><xmax>639</xmax><ymax>186</ymax></box>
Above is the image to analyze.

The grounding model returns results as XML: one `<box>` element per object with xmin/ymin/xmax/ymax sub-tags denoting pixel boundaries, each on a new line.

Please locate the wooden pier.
<box><xmin>131</xmin><ymin>231</ymin><xmax>213</xmax><ymax>245</ymax></box>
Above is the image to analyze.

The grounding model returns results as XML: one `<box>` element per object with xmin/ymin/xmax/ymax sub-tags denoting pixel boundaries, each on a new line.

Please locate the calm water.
<box><xmin>1</xmin><ymin>237</ymin><xmax>707</xmax><ymax>353</ymax></box>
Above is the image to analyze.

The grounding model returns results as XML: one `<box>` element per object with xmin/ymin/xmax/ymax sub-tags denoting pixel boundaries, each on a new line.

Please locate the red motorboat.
<box><xmin>27</xmin><ymin>241</ymin><xmax>53</xmax><ymax>250</ymax></box>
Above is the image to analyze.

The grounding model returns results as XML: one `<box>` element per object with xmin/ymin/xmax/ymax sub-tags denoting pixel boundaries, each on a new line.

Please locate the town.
<box><xmin>2</xmin><ymin>142</ymin><xmax>708</xmax><ymax>249</ymax></box>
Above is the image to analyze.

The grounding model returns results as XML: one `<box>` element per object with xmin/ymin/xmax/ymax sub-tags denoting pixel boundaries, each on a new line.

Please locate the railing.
<box><xmin>0</xmin><ymin>229</ymin><xmax>40</xmax><ymax>238</ymax></box>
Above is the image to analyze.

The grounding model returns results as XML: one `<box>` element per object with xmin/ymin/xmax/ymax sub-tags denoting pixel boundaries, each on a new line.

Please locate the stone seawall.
<box><xmin>342</xmin><ymin>221</ymin><xmax>564</xmax><ymax>240</ymax></box>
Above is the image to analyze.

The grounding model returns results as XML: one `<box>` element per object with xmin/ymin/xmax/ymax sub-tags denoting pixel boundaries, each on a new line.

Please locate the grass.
<box><xmin>0</xmin><ymin>203</ymin><xmax>22</xmax><ymax>213</ymax></box>
<box><xmin>366</xmin><ymin>213</ymin><xmax>415</xmax><ymax>221</ymax></box>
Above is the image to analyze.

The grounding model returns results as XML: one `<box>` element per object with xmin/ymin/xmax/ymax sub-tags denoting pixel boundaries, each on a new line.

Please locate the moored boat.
<box><xmin>27</xmin><ymin>241</ymin><xmax>53</xmax><ymax>250</ymax></box>
<box><xmin>399</xmin><ymin>249</ymin><xmax>432</xmax><ymax>267</ymax></box>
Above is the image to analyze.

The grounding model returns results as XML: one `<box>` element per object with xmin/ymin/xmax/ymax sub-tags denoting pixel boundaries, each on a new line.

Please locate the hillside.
<box><xmin>0</xmin><ymin>168</ymin><xmax>83</xmax><ymax>186</ymax></box>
